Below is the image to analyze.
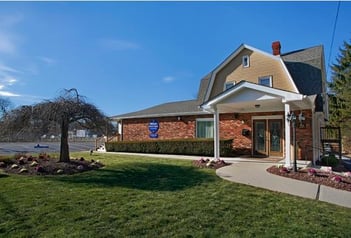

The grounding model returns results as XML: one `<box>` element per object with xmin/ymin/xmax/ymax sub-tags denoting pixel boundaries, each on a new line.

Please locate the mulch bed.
<box><xmin>0</xmin><ymin>153</ymin><xmax>104</xmax><ymax>176</ymax></box>
<box><xmin>193</xmin><ymin>158</ymin><xmax>230</xmax><ymax>170</ymax></box>
<box><xmin>267</xmin><ymin>164</ymin><xmax>351</xmax><ymax>192</ymax></box>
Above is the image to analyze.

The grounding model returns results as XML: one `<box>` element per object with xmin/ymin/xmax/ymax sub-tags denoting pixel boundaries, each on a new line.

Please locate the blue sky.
<box><xmin>0</xmin><ymin>1</ymin><xmax>350</xmax><ymax>117</ymax></box>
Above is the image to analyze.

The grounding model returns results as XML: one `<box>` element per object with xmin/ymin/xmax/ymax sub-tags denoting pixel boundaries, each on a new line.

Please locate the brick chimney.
<box><xmin>272</xmin><ymin>41</ymin><xmax>281</xmax><ymax>56</ymax></box>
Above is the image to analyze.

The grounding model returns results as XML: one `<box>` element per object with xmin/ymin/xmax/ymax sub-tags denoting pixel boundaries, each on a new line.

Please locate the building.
<box><xmin>111</xmin><ymin>41</ymin><xmax>328</xmax><ymax>167</ymax></box>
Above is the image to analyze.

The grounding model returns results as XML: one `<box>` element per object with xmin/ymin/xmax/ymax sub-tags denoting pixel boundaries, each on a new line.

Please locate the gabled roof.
<box><xmin>281</xmin><ymin>45</ymin><xmax>324</xmax><ymax>95</ymax></box>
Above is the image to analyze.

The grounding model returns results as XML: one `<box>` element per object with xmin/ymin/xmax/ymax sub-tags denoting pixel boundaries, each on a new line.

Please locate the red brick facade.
<box><xmin>121</xmin><ymin>110</ymin><xmax>313</xmax><ymax>159</ymax></box>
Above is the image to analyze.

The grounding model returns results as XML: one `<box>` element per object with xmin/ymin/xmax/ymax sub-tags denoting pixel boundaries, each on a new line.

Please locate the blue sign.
<box><xmin>149</xmin><ymin>133</ymin><xmax>159</xmax><ymax>138</ymax></box>
<box><xmin>148</xmin><ymin>120</ymin><xmax>159</xmax><ymax>133</ymax></box>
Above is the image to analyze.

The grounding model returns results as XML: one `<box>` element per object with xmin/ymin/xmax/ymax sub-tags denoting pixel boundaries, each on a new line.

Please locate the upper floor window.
<box><xmin>242</xmin><ymin>55</ymin><xmax>250</xmax><ymax>68</ymax></box>
<box><xmin>258</xmin><ymin>76</ymin><xmax>272</xmax><ymax>87</ymax></box>
<box><xmin>224</xmin><ymin>81</ymin><xmax>236</xmax><ymax>91</ymax></box>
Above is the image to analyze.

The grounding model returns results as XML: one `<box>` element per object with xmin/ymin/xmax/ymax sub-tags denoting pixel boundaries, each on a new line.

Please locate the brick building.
<box><xmin>111</xmin><ymin>42</ymin><xmax>328</xmax><ymax>167</ymax></box>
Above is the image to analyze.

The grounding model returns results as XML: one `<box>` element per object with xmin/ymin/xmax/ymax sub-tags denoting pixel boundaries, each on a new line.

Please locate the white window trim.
<box><xmin>196</xmin><ymin>118</ymin><xmax>214</xmax><ymax>122</ymax></box>
<box><xmin>242</xmin><ymin>55</ymin><xmax>250</xmax><ymax>68</ymax></box>
<box><xmin>258</xmin><ymin>76</ymin><xmax>273</xmax><ymax>87</ymax></box>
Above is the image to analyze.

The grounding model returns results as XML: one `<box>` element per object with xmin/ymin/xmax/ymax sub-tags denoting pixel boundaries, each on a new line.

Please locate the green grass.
<box><xmin>1</xmin><ymin>152</ymin><xmax>351</xmax><ymax>237</ymax></box>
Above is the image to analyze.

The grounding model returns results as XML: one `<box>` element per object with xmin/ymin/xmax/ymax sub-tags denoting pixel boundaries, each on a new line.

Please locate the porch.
<box><xmin>200</xmin><ymin>81</ymin><xmax>320</xmax><ymax>167</ymax></box>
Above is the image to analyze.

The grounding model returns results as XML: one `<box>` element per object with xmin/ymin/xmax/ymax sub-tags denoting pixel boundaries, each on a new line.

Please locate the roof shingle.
<box><xmin>281</xmin><ymin>45</ymin><xmax>324</xmax><ymax>95</ymax></box>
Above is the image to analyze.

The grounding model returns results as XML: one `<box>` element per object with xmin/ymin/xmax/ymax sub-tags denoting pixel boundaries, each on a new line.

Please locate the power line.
<box><xmin>327</xmin><ymin>1</ymin><xmax>341</xmax><ymax>78</ymax></box>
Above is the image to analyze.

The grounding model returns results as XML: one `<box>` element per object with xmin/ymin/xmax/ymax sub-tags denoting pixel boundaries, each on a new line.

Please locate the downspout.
<box><xmin>311</xmin><ymin>100</ymin><xmax>317</xmax><ymax>165</ymax></box>
<box><xmin>119</xmin><ymin>119</ymin><xmax>123</xmax><ymax>141</ymax></box>
<box><xmin>213</xmin><ymin>106</ymin><xmax>220</xmax><ymax>160</ymax></box>
<box><xmin>308</xmin><ymin>95</ymin><xmax>317</xmax><ymax>165</ymax></box>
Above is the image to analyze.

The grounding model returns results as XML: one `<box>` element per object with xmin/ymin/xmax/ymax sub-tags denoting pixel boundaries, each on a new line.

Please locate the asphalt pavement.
<box><xmin>0</xmin><ymin>142</ymin><xmax>95</xmax><ymax>155</ymax></box>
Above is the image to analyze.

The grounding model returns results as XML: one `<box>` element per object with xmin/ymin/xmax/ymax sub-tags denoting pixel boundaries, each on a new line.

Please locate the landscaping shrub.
<box><xmin>105</xmin><ymin>138</ymin><xmax>234</xmax><ymax>157</ymax></box>
<box><xmin>321</xmin><ymin>154</ymin><xmax>339</xmax><ymax>167</ymax></box>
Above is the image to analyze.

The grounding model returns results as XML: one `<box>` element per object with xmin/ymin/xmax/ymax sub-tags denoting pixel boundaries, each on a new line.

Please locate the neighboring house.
<box><xmin>111</xmin><ymin>41</ymin><xmax>328</xmax><ymax>166</ymax></box>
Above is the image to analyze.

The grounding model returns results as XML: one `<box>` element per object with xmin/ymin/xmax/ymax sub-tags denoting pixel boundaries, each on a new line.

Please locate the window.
<box><xmin>242</xmin><ymin>55</ymin><xmax>250</xmax><ymax>68</ymax></box>
<box><xmin>224</xmin><ymin>81</ymin><xmax>236</xmax><ymax>91</ymax></box>
<box><xmin>258</xmin><ymin>76</ymin><xmax>272</xmax><ymax>87</ymax></box>
<box><xmin>196</xmin><ymin>119</ymin><xmax>214</xmax><ymax>138</ymax></box>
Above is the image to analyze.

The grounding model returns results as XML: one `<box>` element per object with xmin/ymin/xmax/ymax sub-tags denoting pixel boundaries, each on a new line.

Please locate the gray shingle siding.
<box><xmin>281</xmin><ymin>45</ymin><xmax>324</xmax><ymax>95</ymax></box>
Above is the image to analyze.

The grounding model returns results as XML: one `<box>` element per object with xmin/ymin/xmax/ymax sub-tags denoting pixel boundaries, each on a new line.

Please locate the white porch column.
<box><xmin>284</xmin><ymin>103</ymin><xmax>291</xmax><ymax>167</ymax></box>
<box><xmin>213</xmin><ymin>106</ymin><xmax>220</xmax><ymax>159</ymax></box>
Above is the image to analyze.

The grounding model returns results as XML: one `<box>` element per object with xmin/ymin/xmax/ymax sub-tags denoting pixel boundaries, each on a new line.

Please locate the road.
<box><xmin>0</xmin><ymin>142</ymin><xmax>96</xmax><ymax>155</ymax></box>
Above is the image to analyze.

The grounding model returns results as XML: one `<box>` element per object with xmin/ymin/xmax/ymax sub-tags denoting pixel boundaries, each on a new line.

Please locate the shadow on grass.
<box><xmin>50</xmin><ymin>162</ymin><xmax>216</xmax><ymax>191</ymax></box>
<box><xmin>0</xmin><ymin>173</ymin><xmax>8</xmax><ymax>178</ymax></box>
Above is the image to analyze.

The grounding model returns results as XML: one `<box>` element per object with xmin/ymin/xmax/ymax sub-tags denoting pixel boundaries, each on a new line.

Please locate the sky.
<box><xmin>0</xmin><ymin>1</ymin><xmax>350</xmax><ymax>117</ymax></box>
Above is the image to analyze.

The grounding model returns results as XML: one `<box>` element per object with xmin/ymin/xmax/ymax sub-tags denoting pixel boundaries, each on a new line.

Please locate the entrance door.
<box><xmin>253</xmin><ymin>119</ymin><xmax>283</xmax><ymax>157</ymax></box>
<box><xmin>269</xmin><ymin>120</ymin><xmax>283</xmax><ymax>156</ymax></box>
<box><xmin>254</xmin><ymin>120</ymin><xmax>267</xmax><ymax>156</ymax></box>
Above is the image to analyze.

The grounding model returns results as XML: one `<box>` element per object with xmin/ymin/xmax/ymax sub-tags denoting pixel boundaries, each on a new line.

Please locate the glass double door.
<box><xmin>253</xmin><ymin>119</ymin><xmax>283</xmax><ymax>157</ymax></box>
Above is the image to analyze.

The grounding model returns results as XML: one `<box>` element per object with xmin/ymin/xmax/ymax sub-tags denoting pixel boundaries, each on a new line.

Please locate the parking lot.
<box><xmin>0</xmin><ymin>142</ymin><xmax>96</xmax><ymax>155</ymax></box>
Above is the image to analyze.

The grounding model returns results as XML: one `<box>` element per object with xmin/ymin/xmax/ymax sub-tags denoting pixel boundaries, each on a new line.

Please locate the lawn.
<box><xmin>1</xmin><ymin>152</ymin><xmax>351</xmax><ymax>238</ymax></box>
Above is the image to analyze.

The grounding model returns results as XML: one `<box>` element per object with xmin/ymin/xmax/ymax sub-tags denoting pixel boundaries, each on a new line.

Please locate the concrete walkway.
<box><xmin>106</xmin><ymin>152</ymin><xmax>351</xmax><ymax>209</ymax></box>
<box><xmin>216</xmin><ymin>162</ymin><xmax>351</xmax><ymax>209</ymax></box>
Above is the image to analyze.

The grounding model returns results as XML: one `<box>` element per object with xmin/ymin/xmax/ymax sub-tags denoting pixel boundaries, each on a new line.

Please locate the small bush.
<box><xmin>321</xmin><ymin>154</ymin><xmax>339</xmax><ymax>167</ymax></box>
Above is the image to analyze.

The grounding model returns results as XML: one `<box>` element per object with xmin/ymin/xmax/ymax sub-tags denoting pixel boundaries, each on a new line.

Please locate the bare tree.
<box><xmin>0</xmin><ymin>97</ymin><xmax>13</xmax><ymax>118</ymax></box>
<box><xmin>38</xmin><ymin>89</ymin><xmax>107</xmax><ymax>162</ymax></box>
<box><xmin>0</xmin><ymin>105</ymin><xmax>33</xmax><ymax>141</ymax></box>
<box><xmin>1</xmin><ymin>89</ymin><xmax>108</xmax><ymax>162</ymax></box>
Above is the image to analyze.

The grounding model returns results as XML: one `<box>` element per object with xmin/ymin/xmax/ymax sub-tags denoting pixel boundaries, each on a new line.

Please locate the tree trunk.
<box><xmin>59</xmin><ymin>119</ymin><xmax>70</xmax><ymax>162</ymax></box>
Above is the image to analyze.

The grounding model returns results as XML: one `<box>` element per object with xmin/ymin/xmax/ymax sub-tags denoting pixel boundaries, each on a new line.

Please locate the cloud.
<box><xmin>0</xmin><ymin>14</ymin><xmax>23</xmax><ymax>28</ymax></box>
<box><xmin>0</xmin><ymin>14</ymin><xmax>22</xmax><ymax>55</ymax></box>
<box><xmin>0</xmin><ymin>63</ymin><xmax>21</xmax><ymax>74</ymax></box>
<box><xmin>37</xmin><ymin>56</ymin><xmax>56</xmax><ymax>65</ymax></box>
<box><xmin>0</xmin><ymin>90</ymin><xmax>19</xmax><ymax>97</ymax></box>
<box><xmin>2</xmin><ymin>76</ymin><xmax>17</xmax><ymax>85</ymax></box>
<box><xmin>99</xmin><ymin>38</ymin><xmax>140</xmax><ymax>51</ymax></box>
<box><xmin>0</xmin><ymin>63</ymin><xmax>21</xmax><ymax>97</ymax></box>
<box><xmin>0</xmin><ymin>32</ymin><xmax>17</xmax><ymax>54</ymax></box>
<box><xmin>162</xmin><ymin>76</ymin><xmax>176</xmax><ymax>83</ymax></box>
<box><xmin>0</xmin><ymin>15</ymin><xmax>23</xmax><ymax>98</ymax></box>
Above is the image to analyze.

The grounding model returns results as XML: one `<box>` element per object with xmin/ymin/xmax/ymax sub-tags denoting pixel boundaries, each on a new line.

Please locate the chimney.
<box><xmin>272</xmin><ymin>41</ymin><xmax>281</xmax><ymax>55</ymax></box>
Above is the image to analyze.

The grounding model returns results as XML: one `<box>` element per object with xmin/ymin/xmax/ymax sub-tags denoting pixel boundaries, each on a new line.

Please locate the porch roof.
<box><xmin>200</xmin><ymin>81</ymin><xmax>314</xmax><ymax>113</ymax></box>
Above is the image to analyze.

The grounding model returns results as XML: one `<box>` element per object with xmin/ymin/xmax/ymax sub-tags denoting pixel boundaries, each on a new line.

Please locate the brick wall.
<box><xmin>121</xmin><ymin>109</ymin><xmax>314</xmax><ymax>159</ymax></box>
<box><xmin>294</xmin><ymin>110</ymin><xmax>313</xmax><ymax>160</ymax></box>
<box><xmin>122</xmin><ymin>115</ymin><xmax>202</xmax><ymax>141</ymax></box>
